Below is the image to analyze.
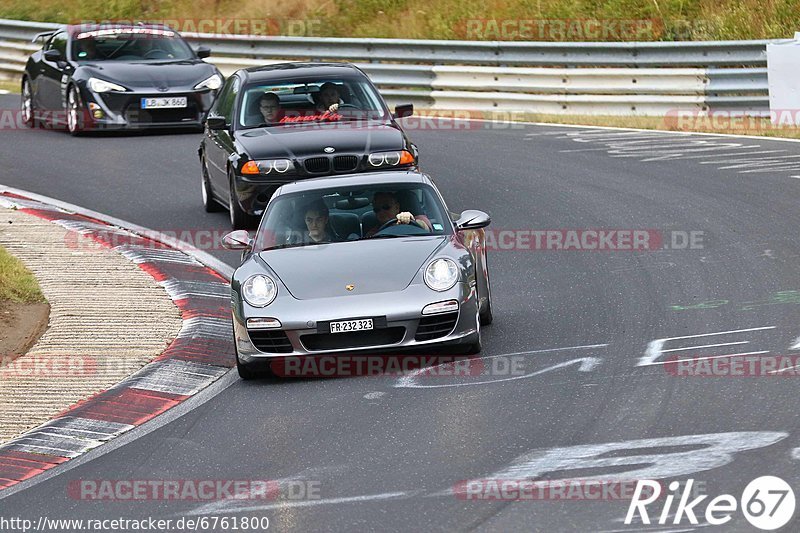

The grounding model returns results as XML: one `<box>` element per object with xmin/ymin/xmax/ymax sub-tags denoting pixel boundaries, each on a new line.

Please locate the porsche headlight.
<box><xmin>424</xmin><ymin>258</ymin><xmax>459</xmax><ymax>292</ymax></box>
<box><xmin>87</xmin><ymin>77</ymin><xmax>127</xmax><ymax>93</ymax></box>
<box><xmin>242</xmin><ymin>275</ymin><xmax>277</xmax><ymax>307</ymax></box>
<box><xmin>195</xmin><ymin>74</ymin><xmax>223</xmax><ymax>91</ymax></box>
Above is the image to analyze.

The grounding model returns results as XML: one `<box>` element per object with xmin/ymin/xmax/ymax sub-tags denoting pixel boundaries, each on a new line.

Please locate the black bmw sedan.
<box><xmin>21</xmin><ymin>24</ymin><xmax>223</xmax><ymax>134</ymax></box>
<box><xmin>199</xmin><ymin>63</ymin><xmax>418</xmax><ymax>229</ymax></box>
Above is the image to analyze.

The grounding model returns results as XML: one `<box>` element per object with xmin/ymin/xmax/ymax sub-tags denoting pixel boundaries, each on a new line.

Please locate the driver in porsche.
<box><xmin>366</xmin><ymin>191</ymin><xmax>432</xmax><ymax>237</ymax></box>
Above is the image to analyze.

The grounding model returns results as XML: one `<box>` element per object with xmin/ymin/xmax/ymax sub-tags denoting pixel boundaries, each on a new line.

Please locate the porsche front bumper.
<box><xmin>234</xmin><ymin>282</ymin><xmax>479</xmax><ymax>361</ymax></box>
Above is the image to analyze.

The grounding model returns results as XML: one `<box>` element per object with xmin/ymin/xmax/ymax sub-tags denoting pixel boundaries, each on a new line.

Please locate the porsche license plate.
<box><xmin>330</xmin><ymin>319</ymin><xmax>373</xmax><ymax>333</ymax></box>
<box><xmin>141</xmin><ymin>97</ymin><xmax>187</xmax><ymax>109</ymax></box>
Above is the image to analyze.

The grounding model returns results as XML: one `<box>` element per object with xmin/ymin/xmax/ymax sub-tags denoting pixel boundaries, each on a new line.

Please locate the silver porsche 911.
<box><xmin>222</xmin><ymin>171</ymin><xmax>492</xmax><ymax>379</ymax></box>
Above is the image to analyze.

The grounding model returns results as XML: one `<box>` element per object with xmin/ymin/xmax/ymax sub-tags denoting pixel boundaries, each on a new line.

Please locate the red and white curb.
<box><xmin>0</xmin><ymin>191</ymin><xmax>234</xmax><ymax>490</ymax></box>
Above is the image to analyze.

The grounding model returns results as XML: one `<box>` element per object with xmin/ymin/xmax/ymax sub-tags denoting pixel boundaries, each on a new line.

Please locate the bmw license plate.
<box><xmin>330</xmin><ymin>319</ymin><xmax>373</xmax><ymax>333</ymax></box>
<box><xmin>141</xmin><ymin>97</ymin><xmax>187</xmax><ymax>109</ymax></box>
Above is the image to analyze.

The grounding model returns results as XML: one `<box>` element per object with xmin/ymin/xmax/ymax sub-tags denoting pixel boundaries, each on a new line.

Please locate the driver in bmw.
<box><xmin>366</xmin><ymin>191</ymin><xmax>432</xmax><ymax>237</ymax></box>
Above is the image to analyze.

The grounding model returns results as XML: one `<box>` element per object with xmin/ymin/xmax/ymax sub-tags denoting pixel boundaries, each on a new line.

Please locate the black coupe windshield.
<box><xmin>254</xmin><ymin>184</ymin><xmax>451</xmax><ymax>252</ymax></box>
<box><xmin>72</xmin><ymin>28</ymin><xmax>195</xmax><ymax>61</ymax></box>
<box><xmin>239</xmin><ymin>78</ymin><xmax>388</xmax><ymax>128</ymax></box>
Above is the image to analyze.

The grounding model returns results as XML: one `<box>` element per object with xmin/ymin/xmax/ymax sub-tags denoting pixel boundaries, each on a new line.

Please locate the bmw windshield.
<box><xmin>254</xmin><ymin>183</ymin><xmax>452</xmax><ymax>252</ymax></box>
<box><xmin>239</xmin><ymin>78</ymin><xmax>389</xmax><ymax>128</ymax></box>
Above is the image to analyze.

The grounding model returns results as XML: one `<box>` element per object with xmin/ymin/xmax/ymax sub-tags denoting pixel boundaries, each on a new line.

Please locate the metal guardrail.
<box><xmin>0</xmin><ymin>18</ymin><xmax>784</xmax><ymax>115</ymax></box>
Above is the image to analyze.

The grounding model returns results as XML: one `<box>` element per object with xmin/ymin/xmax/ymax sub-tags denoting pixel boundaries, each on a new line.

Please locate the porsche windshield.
<box><xmin>71</xmin><ymin>29</ymin><xmax>195</xmax><ymax>61</ymax></box>
<box><xmin>254</xmin><ymin>184</ymin><xmax>452</xmax><ymax>252</ymax></box>
<box><xmin>239</xmin><ymin>79</ymin><xmax>388</xmax><ymax>128</ymax></box>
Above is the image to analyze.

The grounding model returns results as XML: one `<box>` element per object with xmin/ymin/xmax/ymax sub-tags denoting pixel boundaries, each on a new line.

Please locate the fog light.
<box><xmin>422</xmin><ymin>300</ymin><xmax>459</xmax><ymax>315</ymax></box>
<box><xmin>247</xmin><ymin>317</ymin><xmax>282</xmax><ymax>329</ymax></box>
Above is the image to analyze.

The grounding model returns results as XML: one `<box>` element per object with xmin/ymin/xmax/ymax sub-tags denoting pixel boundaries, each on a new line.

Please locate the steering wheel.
<box><xmin>337</xmin><ymin>103</ymin><xmax>359</xmax><ymax>109</ymax></box>
<box><xmin>375</xmin><ymin>218</ymin><xmax>399</xmax><ymax>233</ymax></box>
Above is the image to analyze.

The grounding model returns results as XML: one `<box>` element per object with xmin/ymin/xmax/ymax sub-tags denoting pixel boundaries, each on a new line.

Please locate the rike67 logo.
<box><xmin>626</xmin><ymin>476</ymin><xmax>795</xmax><ymax>530</ymax></box>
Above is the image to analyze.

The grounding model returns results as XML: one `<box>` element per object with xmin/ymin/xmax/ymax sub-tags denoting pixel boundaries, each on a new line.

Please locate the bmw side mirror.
<box><xmin>455</xmin><ymin>210</ymin><xmax>491</xmax><ymax>230</ymax></box>
<box><xmin>206</xmin><ymin>116</ymin><xmax>228</xmax><ymax>130</ymax></box>
<box><xmin>222</xmin><ymin>230</ymin><xmax>252</xmax><ymax>251</ymax></box>
<box><xmin>196</xmin><ymin>46</ymin><xmax>211</xmax><ymax>59</ymax></box>
<box><xmin>43</xmin><ymin>49</ymin><xmax>62</xmax><ymax>62</ymax></box>
<box><xmin>393</xmin><ymin>104</ymin><xmax>413</xmax><ymax>119</ymax></box>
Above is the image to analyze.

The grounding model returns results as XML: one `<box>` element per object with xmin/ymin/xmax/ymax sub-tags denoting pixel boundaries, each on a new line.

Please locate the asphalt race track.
<box><xmin>3</xmin><ymin>92</ymin><xmax>800</xmax><ymax>531</ymax></box>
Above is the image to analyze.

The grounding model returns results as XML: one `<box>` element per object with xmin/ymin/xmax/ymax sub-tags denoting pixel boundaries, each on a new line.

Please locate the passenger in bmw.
<box><xmin>258</xmin><ymin>92</ymin><xmax>283</xmax><ymax>124</ymax></box>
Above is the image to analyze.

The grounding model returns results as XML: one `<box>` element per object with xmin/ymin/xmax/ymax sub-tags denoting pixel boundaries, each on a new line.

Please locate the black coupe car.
<box><xmin>198</xmin><ymin>63</ymin><xmax>418</xmax><ymax>229</ymax></box>
<box><xmin>21</xmin><ymin>24</ymin><xmax>223</xmax><ymax>134</ymax></box>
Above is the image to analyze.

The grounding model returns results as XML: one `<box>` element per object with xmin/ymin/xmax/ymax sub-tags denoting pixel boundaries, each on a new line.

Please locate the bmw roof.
<box><xmin>240</xmin><ymin>62</ymin><xmax>365</xmax><ymax>82</ymax></box>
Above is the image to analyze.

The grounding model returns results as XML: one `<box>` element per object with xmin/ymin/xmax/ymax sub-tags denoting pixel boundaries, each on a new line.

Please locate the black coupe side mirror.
<box><xmin>222</xmin><ymin>230</ymin><xmax>252</xmax><ymax>251</ymax></box>
<box><xmin>196</xmin><ymin>46</ymin><xmax>212</xmax><ymax>59</ymax></box>
<box><xmin>455</xmin><ymin>210</ymin><xmax>491</xmax><ymax>230</ymax></box>
<box><xmin>206</xmin><ymin>116</ymin><xmax>228</xmax><ymax>130</ymax></box>
<box><xmin>43</xmin><ymin>49</ymin><xmax>62</xmax><ymax>62</ymax></box>
<box><xmin>393</xmin><ymin>104</ymin><xmax>414</xmax><ymax>119</ymax></box>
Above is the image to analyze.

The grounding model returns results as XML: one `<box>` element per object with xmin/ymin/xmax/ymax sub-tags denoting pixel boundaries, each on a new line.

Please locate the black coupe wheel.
<box><xmin>66</xmin><ymin>86</ymin><xmax>85</xmax><ymax>136</ymax></box>
<box><xmin>228</xmin><ymin>170</ymin><xmax>259</xmax><ymax>230</ymax></box>
<box><xmin>21</xmin><ymin>78</ymin><xmax>34</xmax><ymax>128</ymax></box>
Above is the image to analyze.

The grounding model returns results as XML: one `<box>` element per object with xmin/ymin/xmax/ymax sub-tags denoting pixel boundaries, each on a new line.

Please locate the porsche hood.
<box><xmin>259</xmin><ymin>236</ymin><xmax>446</xmax><ymax>299</ymax></box>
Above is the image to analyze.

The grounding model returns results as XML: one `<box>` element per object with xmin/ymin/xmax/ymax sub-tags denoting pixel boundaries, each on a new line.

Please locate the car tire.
<box><xmin>201</xmin><ymin>156</ymin><xmax>224</xmax><ymax>213</ymax></box>
<box><xmin>228</xmin><ymin>169</ymin><xmax>259</xmax><ymax>230</ymax></box>
<box><xmin>21</xmin><ymin>78</ymin><xmax>35</xmax><ymax>128</ymax></box>
<box><xmin>66</xmin><ymin>86</ymin><xmax>85</xmax><ymax>136</ymax></box>
<box><xmin>478</xmin><ymin>248</ymin><xmax>493</xmax><ymax>325</ymax></box>
<box><xmin>236</xmin><ymin>355</ymin><xmax>261</xmax><ymax>380</ymax></box>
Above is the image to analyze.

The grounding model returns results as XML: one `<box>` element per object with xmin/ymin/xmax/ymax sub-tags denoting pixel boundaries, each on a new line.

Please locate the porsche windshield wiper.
<box><xmin>263</xmin><ymin>242</ymin><xmax>326</xmax><ymax>251</ymax></box>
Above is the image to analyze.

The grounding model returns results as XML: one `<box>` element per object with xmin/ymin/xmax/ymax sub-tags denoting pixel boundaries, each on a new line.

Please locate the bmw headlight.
<box><xmin>424</xmin><ymin>258</ymin><xmax>459</xmax><ymax>292</ymax></box>
<box><xmin>241</xmin><ymin>159</ymin><xmax>295</xmax><ymax>175</ymax></box>
<box><xmin>367</xmin><ymin>150</ymin><xmax>415</xmax><ymax>168</ymax></box>
<box><xmin>195</xmin><ymin>74</ymin><xmax>223</xmax><ymax>91</ymax></box>
<box><xmin>242</xmin><ymin>275</ymin><xmax>277</xmax><ymax>307</ymax></box>
<box><xmin>87</xmin><ymin>77</ymin><xmax>127</xmax><ymax>93</ymax></box>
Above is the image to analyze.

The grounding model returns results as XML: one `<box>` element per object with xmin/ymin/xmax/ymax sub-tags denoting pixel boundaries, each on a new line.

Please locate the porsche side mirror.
<box><xmin>455</xmin><ymin>210</ymin><xmax>491</xmax><ymax>230</ymax></box>
<box><xmin>206</xmin><ymin>116</ymin><xmax>227</xmax><ymax>130</ymax></box>
<box><xmin>43</xmin><ymin>49</ymin><xmax>62</xmax><ymax>62</ymax></box>
<box><xmin>393</xmin><ymin>104</ymin><xmax>413</xmax><ymax>119</ymax></box>
<box><xmin>196</xmin><ymin>46</ymin><xmax>212</xmax><ymax>59</ymax></box>
<box><xmin>222</xmin><ymin>230</ymin><xmax>252</xmax><ymax>250</ymax></box>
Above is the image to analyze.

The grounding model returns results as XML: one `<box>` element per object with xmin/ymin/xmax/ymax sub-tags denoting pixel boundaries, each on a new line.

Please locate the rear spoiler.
<box><xmin>31</xmin><ymin>30</ymin><xmax>57</xmax><ymax>43</ymax></box>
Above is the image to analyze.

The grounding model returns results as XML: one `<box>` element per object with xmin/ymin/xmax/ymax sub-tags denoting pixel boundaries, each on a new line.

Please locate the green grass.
<box><xmin>0</xmin><ymin>79</ymin><xmax>20</xmax><ymax>94</ymax></box>
<box><xmin>1</xmin><ymin>0</ymin><xmax>799</xmax><ymax>41</ymax></box>
<box><xmin>0</xmin><ymin>245</ymin><xmax>45</xmax><ymax>303</ymax></box>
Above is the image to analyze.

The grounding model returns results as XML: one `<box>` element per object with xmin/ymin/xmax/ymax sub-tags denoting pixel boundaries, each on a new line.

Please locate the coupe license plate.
<box><xmin>330</xmin><ymin>319</ymin><xmax>373</xmax><ymax>333</ymax></box>
<box><xmin>141</xmin><ymin>97</ymin><xmax>187</xmax><ymax>109</ymax></box>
